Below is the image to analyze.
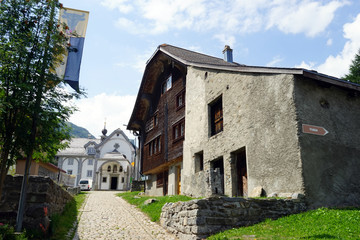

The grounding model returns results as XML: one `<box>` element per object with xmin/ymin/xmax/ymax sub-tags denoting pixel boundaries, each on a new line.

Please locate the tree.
<box><xmin>344</xmin><ymin>49</ymin><xmax>360</xmax><ymax>84</ymax></box>
<box><xmin>0</xmin><ymin>0</ymin><xmax>83</xmax><ymax>199</ymax></box>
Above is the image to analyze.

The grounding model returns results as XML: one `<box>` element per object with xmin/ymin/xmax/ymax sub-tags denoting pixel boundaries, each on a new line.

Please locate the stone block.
<box><xmin>249</xmin><ymin>186</ymin><xmax>264</xmax><ymax>197</ymax></box>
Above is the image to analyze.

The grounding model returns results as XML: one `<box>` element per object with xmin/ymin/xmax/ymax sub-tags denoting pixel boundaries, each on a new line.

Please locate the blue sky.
<box><xmin>61</xmin><ymin>0</ymin><xmax>360</xmax><ymax>138</ymax></box>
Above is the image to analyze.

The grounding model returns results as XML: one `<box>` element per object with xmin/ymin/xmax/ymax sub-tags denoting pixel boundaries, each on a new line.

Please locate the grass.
<box><xmin>50</xmin><ymin>192</ymin><xmax>87</xmax><ymax>240</ymax></box>
<box><xmin>117</xmin><ymin>191</ymin><xmax>195</xmax><ymax>222</ymax></box>
<box><xmin>208</xmin><ymin>207</ymin><xmax>360</xmax><ymax>240</ymax></box>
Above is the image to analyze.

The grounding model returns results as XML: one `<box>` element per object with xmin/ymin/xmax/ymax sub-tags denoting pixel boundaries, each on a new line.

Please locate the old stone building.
<box><xmin>57</xmin><ymin>128</ymin><xmax>137</xmax><ymax>190</ymax></box>
<box><xmin>128</xmin><ymin>44</ymin><xmax>360</xmax><ymax>207</ymax></box>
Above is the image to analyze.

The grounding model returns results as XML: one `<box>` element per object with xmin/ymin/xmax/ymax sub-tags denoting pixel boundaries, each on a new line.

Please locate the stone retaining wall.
<box><xmin>160</xmin><ymin>196</ymin><xmax>307</xmax><ymax>240</ymax></box>
<box><xmin>67</xmin><ymin>186</ymin><xmax>81</xmax><ymax>195</ymax></box>
<box><xmin>0</xmin><ymin>175</ymin><xmax>73</xmax><ymax>231</ymax></box>
<box><xmin>131</xmin><ymin>180</ymin><xmax>145</xmax><ymax>192</ymax></box>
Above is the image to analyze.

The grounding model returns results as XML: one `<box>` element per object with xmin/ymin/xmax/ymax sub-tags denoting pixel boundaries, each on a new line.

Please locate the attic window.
<box><xmin>87</xmin><ymin>147</ymin><xmax>96</xmax><ymax>155</ymax></box>
<box><xmin>162</xmin><ymin>75</ymin><xmax>172</xmax><ymax>94</ymax></box>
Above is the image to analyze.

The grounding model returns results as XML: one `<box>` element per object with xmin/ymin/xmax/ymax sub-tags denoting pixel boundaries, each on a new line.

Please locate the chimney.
<box><xmin>223</xmin><ymin>45</ymin><xmax>233</xmax><ymax>63</ymax></box>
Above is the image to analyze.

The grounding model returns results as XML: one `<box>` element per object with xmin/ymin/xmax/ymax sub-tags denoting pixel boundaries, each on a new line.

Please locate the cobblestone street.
<box><xmin>73</xmin><ymin>191</ymin><xmax>178</xmax><ymax>240</ymax></box>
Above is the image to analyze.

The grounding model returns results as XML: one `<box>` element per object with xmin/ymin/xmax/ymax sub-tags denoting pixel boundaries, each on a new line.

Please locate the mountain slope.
<box><xmin>67</xmin><ymin>122</ymin><xmax>95</xmax><ymax>139</ymax></box>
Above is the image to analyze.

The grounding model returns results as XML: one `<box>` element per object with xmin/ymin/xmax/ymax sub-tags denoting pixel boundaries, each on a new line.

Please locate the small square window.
<box><xmin>102</xmin><ymin>177</ymin><xmax>107</xmax><ymax>183</ymax></box>
<box><xmin>87</xmin><ymin>170</ymin><xmax>92</xmax><ymax>177</ymax></box>
<box><xmin>88</xmin><ymin>159</ymin><xmax>93</xmax><ymax>165</ymax></box>
<box><xmin>67</xmin><ymin>170</ymin><xmax>73</xmax><ymax>175</ymax></box>
<box><xmin>121</xmin><ymin>177</ymin><xmax>125</xmax><ymax>183</ymax></box>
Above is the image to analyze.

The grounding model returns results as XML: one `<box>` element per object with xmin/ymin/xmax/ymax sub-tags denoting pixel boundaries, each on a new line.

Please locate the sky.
<box><xmin>60</xmin><ymin>0</ymin><xmax>360</xmax><ymax>139</ymax></box>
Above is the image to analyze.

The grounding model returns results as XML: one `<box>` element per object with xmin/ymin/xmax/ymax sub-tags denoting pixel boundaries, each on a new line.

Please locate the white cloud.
<box><xmin>101</xmin><ymin>0</ymin><xmax>133</xmax><ymax>13</ymax></box>
<box><xmin>102</xmin><ymin>0</ymin><xmax>347</xmax><ymax>39</ymax></box>
<box><xmin>294</xmin><ymin>61</ymin><xmax>316</xmax><ymax>70</ymax></box>
<box><xmin>213</xmin><ymin>34</ymin><xmax>236</xmax><ymax>48</ymax></box>
<box><xmin>267</xmin><ymin>0</ymin><xmax>347</xmax><ymax>37</ymax></box>
<box><xmin>317</xmin><ymin>13</ymin><xmax>360</xmax><ymax>77</ymax></box>
<box><xmin>266</xmin><ymin>55</ymin><xmax>284</xmax><ymax>67</ymax></box>
<box><xmin>69</xmin><ymin>93</ymin><xmax>136</xmax><ymax>138</ymax></box>
<box><xmin>327</xmin><ymin>39</ymin><xmax>333</xmax><ymax>46</ymax></box>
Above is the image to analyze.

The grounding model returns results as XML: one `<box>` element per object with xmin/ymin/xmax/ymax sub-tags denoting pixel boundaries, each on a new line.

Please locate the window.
<box><xmin>87</xmin><ymin>147</ymin><xmax>96</xmax><ymax>155</ymax></box>
<box><xmin>154</xmin><ymin>114</ymin><xmax>158</xmax><ymax>126</ymax></box>
<box><xmin>156</xmin><ymin>173</ymin><xmax>164</xmax><ymax>187</ymax></box>
<box><xmin>119</xmin><ymin>166</ymin><xmax>123</xmax><ymax>172</ymax></box>
<box><xmin>173</xmin><ymin>119</ymin><xmax>185</xmax><ymax>142</ymax></box>
<box><xmin>176</xmin><ymin>90</ymin><xmax>185</xmax><ymax>109</ymax></box>
<box><xmin>67</xmin><ymin>170</ymin><xmax>73</xmax><ymax>175</ymax></box>
<box><xmin>87</xmin><ymin>170</ymin><xmax>92</xmax><ymax>177</ymax></box>
<box><xmin>102</xmin><ymin>177</ymin><xmax>107</xmax><ymax>183</ymax></box>
<box><xmin>121</xmin><ymin>177</ymin><xmax>124</xmax><ymax>183</ymax></box>
<box><xmin>195</xmin><ymin>151</ymin><xmax>204</xmax><ymax>173</ymax></box>
<box><xmin>210</xmin><ymin>97</ymin><xmax>223</xmax><ymax>136</ymax></box>
<box><xmin>113</xmin><ymin>165</ymin><xmax>117</xmax><ymax>173</ymax></box>
<box><xmin>162</xmin><ymin>75</ymin><xmax>172</xmax><ymax>94</ymax></box>
<box><xmin>68</xmin><ymin>158</ymin><xmax>74</xmax><ymax>165</ymax></box>
<box><xmin>107</xmin><ymin>166</ymin><xmax>111</xmax><ymax>172</ymax></box>
<box><xmin>147</xmin><ymin>136</ymin><xmax>161</xmax><ymax>156</ymax></box>
<box><xmin>146</xmin><ymin>114</ymin><xmax>158</xmax><ymax>132</ymax></box>
<box><xmin>88</xmin><ymin>159</ymin><xmax>93</xmax><ymax>165</ymax></box>
<box><xmin>145</xmin><ymin>118</ymin><xmax>154</xmax><ymax>132</ymax></box>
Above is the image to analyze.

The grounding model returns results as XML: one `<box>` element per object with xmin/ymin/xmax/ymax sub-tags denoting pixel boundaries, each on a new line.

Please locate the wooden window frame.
<box><xmin>173</xmin><ymin>119</ymin><xmax>185</xmax><ymax>143</ymax></box>
<box><xmin>161</xmin><ymin>75</ymin><xmax>172</xmax><ymax>94</ymax></box>
<box><xmin>210</xmin><ymin>96</ymin><xmax>223</xmax><ymax>136</ymax></box>
<box><xmin>147</xmin><ymin>135</ymin><xmax>162</xmax><ymax>157</ymax></box>
<box><xmin>176</xmin><ymin>90</ymin><xmax>185</xmax><ymax>110</ymax></box>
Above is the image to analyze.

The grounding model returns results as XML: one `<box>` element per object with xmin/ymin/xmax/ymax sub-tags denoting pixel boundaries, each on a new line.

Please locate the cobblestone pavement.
<box><xmin>73</xmin><ymin>191</ymin><xmax>178</xmax><ymax>240</ymax></box>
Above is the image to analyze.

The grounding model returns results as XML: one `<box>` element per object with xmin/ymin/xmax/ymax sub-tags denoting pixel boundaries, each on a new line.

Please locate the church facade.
<box><xmin>56</xmin><ymin>128</ymin><xmax>137</xmax><ymax>190</ymax></box>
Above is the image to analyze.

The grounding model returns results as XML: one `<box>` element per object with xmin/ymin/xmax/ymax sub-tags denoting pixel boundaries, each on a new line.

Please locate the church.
<box><xmin>56</xmin><ymin>127</ymin><xmax>137</xmax><ymax>190</ymax></box>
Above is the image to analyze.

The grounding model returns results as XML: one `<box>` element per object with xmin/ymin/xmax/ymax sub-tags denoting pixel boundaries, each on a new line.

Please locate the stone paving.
<box><xmin>73</xmin><ymin>191</ymin><xmax>178</xmax><ymax>240</ymax></box>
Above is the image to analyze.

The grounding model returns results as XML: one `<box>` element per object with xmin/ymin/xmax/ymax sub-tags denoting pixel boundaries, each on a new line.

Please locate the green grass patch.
<box><xmin>208</xmin><ymin>207</ymin><xmax>360</xmax><ymax>240</ymax></box>
<box><xmin>117</xmin><ymin>191</ymin><xmax>195</xmax><ymax>222</ymax></box>
<box><xmin>50</xmin><ymin>192</ymin><xmax>87</xmax><ymax>240</ymax></box>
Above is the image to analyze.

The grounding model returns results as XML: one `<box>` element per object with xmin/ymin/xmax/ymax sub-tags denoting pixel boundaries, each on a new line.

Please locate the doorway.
<box><xmin>233</xmin><ymin>148</ymin><xmax>247</xmax><ymax>197</ymax></box>
<box><xmin>176</xmin><ymin>166</ymin><xmax>181</xmax><ymax>195</ymax></box>
<box><xmin>211</xmin><ymin>157</ymin><xmax>224</xmax><ymax>194</ymax></box>
<box><xmin>163</xmin><ymin>171</ymin><xmax>168</xmax><ymax>196</ymax></box>
<box><xmin>111</xmin><ymin>177</ymin><xmax>118</xmax><ymax>190</ymax></box>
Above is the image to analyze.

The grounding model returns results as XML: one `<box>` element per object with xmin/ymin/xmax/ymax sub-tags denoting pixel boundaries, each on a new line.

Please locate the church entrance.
<box><xmin>111</xmin><ymin>177</ymin><xmax>118</xmax><ymax>190</ymax></box>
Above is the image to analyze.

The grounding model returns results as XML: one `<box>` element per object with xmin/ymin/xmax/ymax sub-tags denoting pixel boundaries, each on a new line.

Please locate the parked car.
<box><xmin>79</xmin><ymin>179</ymin><xmax>93</xmax><ymax>191</ymax></box>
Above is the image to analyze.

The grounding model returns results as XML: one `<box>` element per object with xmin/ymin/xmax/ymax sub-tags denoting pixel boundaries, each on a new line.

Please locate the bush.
<box><xmin>0</xmin><ymin>224</ymin><xmax>27</xmax><ymax>240</ymax></box>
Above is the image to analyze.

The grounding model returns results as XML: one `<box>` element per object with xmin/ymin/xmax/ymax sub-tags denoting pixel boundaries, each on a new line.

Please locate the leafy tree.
<box><xmin>344</xmin><ymin>49</ymin><xmax>360</xmax><ymax>84</ymax></box>
<box><xmin>0</xmin><ymin>0</ymin><xmax>83</xmax><ymax>197</ymax></box>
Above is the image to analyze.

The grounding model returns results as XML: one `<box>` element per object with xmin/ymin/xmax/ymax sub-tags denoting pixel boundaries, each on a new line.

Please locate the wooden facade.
<box><xmin>142</xmin><ymin>65</ymin><xmax>185</xmax><ymax>176</ymax></box>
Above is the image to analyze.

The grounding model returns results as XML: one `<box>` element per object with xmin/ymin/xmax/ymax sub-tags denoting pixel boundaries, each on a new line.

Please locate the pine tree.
<box><xmin>344</xmin><ymin>49</ymin><xmax>360</xmax><ymax>84</ymax></box>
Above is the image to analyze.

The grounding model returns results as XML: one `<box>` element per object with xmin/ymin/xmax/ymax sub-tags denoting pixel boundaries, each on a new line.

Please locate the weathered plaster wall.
<box><xmin>183</xmin><ymin>67</ymin><xmax>304</xmax><ymax>197</ymax></box>
<box><xmin>294</xmin><ymin>77</ymin><xmax>360</xmax><ymax>208</ymax></box>
<box><xmin>144</xmin><ymin>175</ymin><xmax>164</xmax><ymax>196</ymax></box>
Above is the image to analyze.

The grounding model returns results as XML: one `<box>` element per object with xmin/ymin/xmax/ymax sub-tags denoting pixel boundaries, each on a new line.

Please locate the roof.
<box><xmin>127</xmin><ymin>43</ymin><xmax>360</xmax><ymax>131</ymax></box>
<box><xmin>156</xmin><ymin>44</ymin><xmax>243</xmax><ymax>68</ymax></box>
<box><xmin>57</xmin><ymin>138</ymin><xmax>101</xmax><ymax>156</ymax></box>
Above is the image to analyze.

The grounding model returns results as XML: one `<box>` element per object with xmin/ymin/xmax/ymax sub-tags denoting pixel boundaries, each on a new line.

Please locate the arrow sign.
<box><xmin>302</xmin><ymin>124</ymin><xmax>329</xmax><ymax>136</ymax></box>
